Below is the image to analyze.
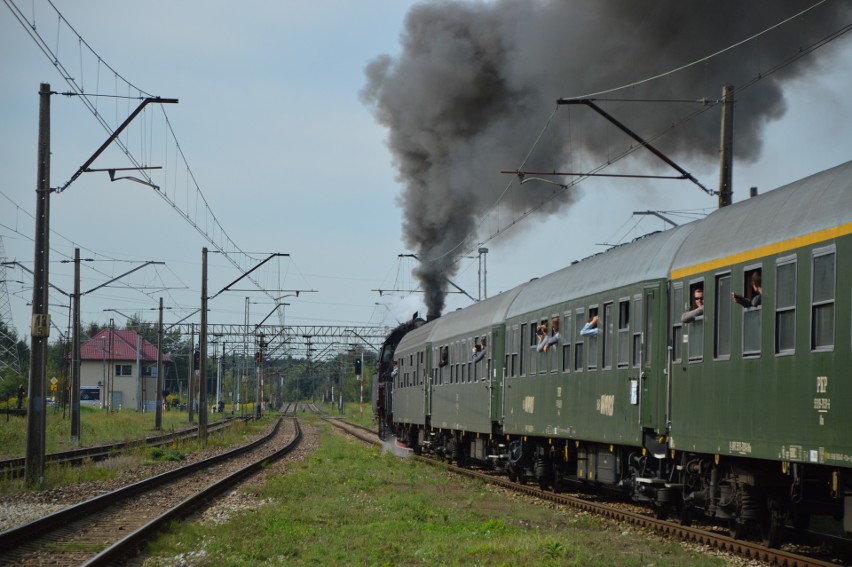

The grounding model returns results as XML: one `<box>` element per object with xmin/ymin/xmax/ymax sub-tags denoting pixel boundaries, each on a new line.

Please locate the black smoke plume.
<box><xmin>362</xmin><ymin>0</ymin><xmax>850</xmax><ymax>318</ymax></box>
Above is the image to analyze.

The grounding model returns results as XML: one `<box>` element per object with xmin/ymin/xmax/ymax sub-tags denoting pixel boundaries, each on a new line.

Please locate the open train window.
<box><xmin>587</xmin><ymin>306</ymin><xmax>599</xmax><ymax>370</ymax></box>
<box><xmin>439</xmin><ymin>345</ymin><xmax>448</xmax><ymax>367</ymax></box>
<box><xmin>740</xmin><ymin>266</ymin><xmax>762</xmax><ymax>357</ymax></box>
<box><xmin>687</xmin><ymin>280</ymin><xmax>704</xmax><ymax>362</ymax></box>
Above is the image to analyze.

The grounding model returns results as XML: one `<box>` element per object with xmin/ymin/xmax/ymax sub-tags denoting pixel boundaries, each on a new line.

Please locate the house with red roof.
<box><xmin>80</xmin><ymin>328</ymin><xmax>171</xmax><ymax>410</ymax></box>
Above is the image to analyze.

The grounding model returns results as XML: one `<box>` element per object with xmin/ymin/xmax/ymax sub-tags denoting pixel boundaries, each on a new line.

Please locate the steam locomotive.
<box><xmin>374</xmin><ymin>160</ymin><xmax>852</xmax><ymax>546</ymax></box>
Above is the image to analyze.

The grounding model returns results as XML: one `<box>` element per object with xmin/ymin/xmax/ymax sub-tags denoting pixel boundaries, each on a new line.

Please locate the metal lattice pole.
<box><xmin>0</xmin><ymin>236</ymin><xmax>23</xmax><ymax>382</ymax></box>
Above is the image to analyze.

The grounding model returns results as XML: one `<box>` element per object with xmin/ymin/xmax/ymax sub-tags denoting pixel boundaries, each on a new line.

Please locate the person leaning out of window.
<box><xmin>732</xmin><ymin>271</ymin><xmax>762</xmax><ymax>308</ymax></box>
<box><xmin>681</xmin><ymin>288</ymin><xmax>704</xmax><ymax>323</ymax></box>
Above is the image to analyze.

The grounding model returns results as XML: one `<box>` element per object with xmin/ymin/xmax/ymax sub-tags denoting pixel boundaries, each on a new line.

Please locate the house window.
<box><xmin>811</xmin><ymin>248</ymin><xmax>835</xmax><ymax>350</ymax></box>
<box><xmin>775</xmin><ymin>257</ymin><xmax>796</xmax><ymax>354</ymax></box>
<box><xmin>115</xmin><ymin>364</ymin><xmax>132</xmax><ymax>376</ymax></box>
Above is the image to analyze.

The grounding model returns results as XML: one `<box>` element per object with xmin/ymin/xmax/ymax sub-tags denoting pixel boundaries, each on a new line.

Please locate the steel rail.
<box><xmin>0</xmin><ymin>417</ymin><xmax>284</xmax><ymax>555</ymax></box>
<box><xmin>84</xmin><ymin>418</ymin><xmax>303</xmax><ymax>566</ymax></box>
<box><xmin>0</xmin><ymin>417</ymin><xmax>247</xmax><ymax>478</ymax></box>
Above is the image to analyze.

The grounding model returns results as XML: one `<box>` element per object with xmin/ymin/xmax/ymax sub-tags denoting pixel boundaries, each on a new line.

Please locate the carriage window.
<box><xmin>562</xmin><ymin>312</ymin><xmax>571</xmax><ymax>372</ymax></box>
<box><xmin>643</xmin><ymin>289</ymin><xmax>654</xmax><ymax>366</ymax></box>
<box><xmin>775</xmin><ymin>257</ymin><xmax>796</xmax><ymax>354</ymax></box>
<box><xmin>587</xmin><ymin>307</ymin><xmax>599</xmax><ymax>370</ymax></box>
<box><xmin>671</xmin><ymin>284</ymin><xmax>684</xmax><ymax>363</ymax></box>
<box><xmin>631</xmin><ymin>296</ymin><xmax>642</xmax><ymax>367</ymax></box>
<box><xmin>812</xmin><ymin>249</ymin><xmax>835</xmax><ymax>350</ymax></box>
<box><xmin>687</xmin><ymin>281</ymin><xmax>704</xmax><ymax>362</ymax></box>
<box><xmin>439</xmin><ymin>346</ymin><xmax>448</xmax><ymax>367</ymax></box>
<box><xmin>531</xmin><ymin>319</ymin><xmax>543</xmax><ymax>375</ymax></box>
<box><xmin>602</xmin><ymin>303</ymin><xmax>614</xmax><ymax>369</ymax></box>
<box><xmin>547</xmin><ymin>316</ymin><xmax>559</xmax><ymax>373</ymax></box>
<box><xmin>519</xmin><ymin>323</ymin><xmax>527</xmax><ymax>376</ymax></box>
<box><xmin>741</xmin><ymin>267</ymin><xmax>762</xmax><ymax>357</ymax></box>
<box><xmin>617</xmin><ymin>300</ymin><xmax>629</xmax><ymax>368</ymax></box>
<box><xmin>714</xmin><ymin>274</ymin><xmax>732</xmax><ymax>359</ymax></box>
<box><xmin>574</xmin><ymin>309</ymin><xmax>584</xmax><ymax>372</ymax></box>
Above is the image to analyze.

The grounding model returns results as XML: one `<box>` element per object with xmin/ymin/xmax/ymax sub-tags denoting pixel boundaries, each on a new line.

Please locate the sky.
<box><xmin>2</xmin><ymin>1</ymin><xmax>851</xmax><ymax>357</ymax></box>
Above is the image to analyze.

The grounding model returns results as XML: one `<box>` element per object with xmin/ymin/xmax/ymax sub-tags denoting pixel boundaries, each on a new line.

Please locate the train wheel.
<box><xmin>729</xmin><ymin>519</ymin><xmax>747</xmax><ymax>540</ymax></box>
<box><xmin>678</xmin><ymin>502</ymin><xmax>694</xmax><ymax>527</ymax></box>
<box><xmin>791</xmin><ymin>509</ymin><xmax>811</xmax><ymax>532</ymax></box>
<box><xmin>552</xmin><ymin>474</ymin><xmax>563</xmax><ymax>494</ymax></box>
<box><xmin>760</xmin><ymin>499</ymin><xmax>784</xmax><ymax>548</ymax></box>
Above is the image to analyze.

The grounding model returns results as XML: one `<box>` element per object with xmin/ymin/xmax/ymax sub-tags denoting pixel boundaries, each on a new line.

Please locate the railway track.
<box><xmin>0</xmin><ymin>416</ymin><xmax>302</xmax><ymax>566</ymax></box>
<box><xmin>327</xmin><ymin>419</ymin><xmax>851</xmax><ymax>567</ymax></box>
<box><xmin>0</xmin><ymin>416</ymin><xmax>249</xmax><ymax>479</ymax></box>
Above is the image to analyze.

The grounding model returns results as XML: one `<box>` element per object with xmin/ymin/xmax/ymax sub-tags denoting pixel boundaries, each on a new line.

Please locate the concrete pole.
<box><xmin>25</xmin><ymin>83</ymin><xmax>52</xmax><ymax>487</ymax></box>
<box><xmin>155</xmin><ymin>297</ymin><xmax>164</xmax><ymax>430</ymax></box>
<box><xmin>199</xmin><ymin>248</ymin><xmax>208</xmax><ymax>443</ymax></box>
<box><xmin>718</xmin><ymin>85</ymin><xmax>734</xmax><ymax>208</ymax></box>
<box><xmin>70</xmin><ymin>247</ymin><xmax>81</xmax><ymax>445</ymax></box>
<box><xmin>188</xmin><ymin>324</ymin><xmax>195</xmax><ymax>423</ymax></box>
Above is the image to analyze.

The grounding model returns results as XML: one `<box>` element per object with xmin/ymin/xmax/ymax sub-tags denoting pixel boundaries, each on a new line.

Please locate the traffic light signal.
<box><xmin>193</xmin><ymin>350</ymin><xmax>200</xmax><ymax>370</ymax></box>
<box><xmin>255</xmin><ymin>351</ymin><xmax>262</xmax><ymax>365</ymax></box>
<box><xmin>355</xmin><ymin>357</ymin><xmax>362</xmax><ymax>375</ymax></box>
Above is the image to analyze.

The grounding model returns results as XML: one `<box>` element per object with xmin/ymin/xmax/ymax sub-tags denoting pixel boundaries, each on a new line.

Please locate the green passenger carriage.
<box><xmin>376</xmin><ymin>160</ymin><xmax>852</xmax><ymax>545</ymax></box>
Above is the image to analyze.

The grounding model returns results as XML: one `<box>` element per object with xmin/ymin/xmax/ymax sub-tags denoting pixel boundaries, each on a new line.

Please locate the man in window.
<box><xmin>733</xmin><ymin>271</ymin><xmax>762</xmax><ymax>308</ymax></box>
<box><xmin>682</xmin><ymin>287</ymin><xmax>704</xmax><ymax>323</ymax></box>
<box><xmin>472</xmin><ymin>338</ymin><xmax>487</xmax><ymax>362</ymax></box>
<box><xmin>580</xmin><ymin>314</ymin><xmax>600</xmax><ymax>337</ymax></box>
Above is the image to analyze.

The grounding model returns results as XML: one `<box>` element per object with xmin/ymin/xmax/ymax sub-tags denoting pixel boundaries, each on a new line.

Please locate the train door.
<box><xmin>639</xmin><ymin>282</ymin><xmax>667</xmax><ymax>434</ymax></box>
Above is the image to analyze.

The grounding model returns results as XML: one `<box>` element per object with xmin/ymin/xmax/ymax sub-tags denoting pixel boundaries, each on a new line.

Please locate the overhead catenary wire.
<box><xmin>431</xmin><ymin>6</ymin><xmax>852</xmax><ymax>268</ymax></box>
<box><xmin>4</xmin><ymin>0</ymin><xmax>305</xmax><ymax>313</ymax></box>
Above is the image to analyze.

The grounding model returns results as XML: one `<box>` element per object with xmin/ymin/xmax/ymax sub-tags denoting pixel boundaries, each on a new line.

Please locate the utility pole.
<box><xmin>478</xmin><ymin>247</ymin><xmax>488</xmax><ymax>301</ymax></box>
<box><xmin>188</xmin><ymin>324</ymin><xmax>195</xmax><ymax>423</ymax></box>
<box><xmin>718</xmin><ymin>84</ymin><xmax>734</xmax><ymax>208</ymax></box>
<box><xmin>155</xmin><ymin>297</ymin><xmax>164</xmax><ymax>430</ymax></box>
<box><xmin>26</xmin><ymin>83</ymin><xmax>52</xmax><ymax>487</ymax></box>
<box><xmin>199</xmin><ymin>248</ymin><xmax>208</xmax><ymax>442</ymax></box>
<box><xmin>70</xmin><ymin>248</ymin><xmax>81</xmax><ymax>445</ymax></box>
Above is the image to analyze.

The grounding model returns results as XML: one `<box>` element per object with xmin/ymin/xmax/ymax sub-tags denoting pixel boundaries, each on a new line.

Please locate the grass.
<box><xmin>143</xmin><ymin>413</ymin><xmax>731</xmax><ymax>566</ymax></box>
<box><xmin>0</xmin><ymin>408</ymin><xmax>265</xmax><ymax>494</ymax></box>
<box><xmin>0</xmin><ymin>405</ymin><xmax>229</xmax><ymax>457</ymax></box>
